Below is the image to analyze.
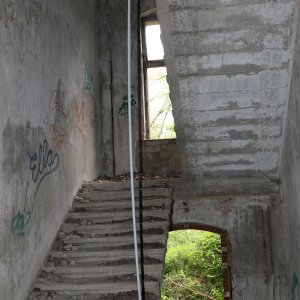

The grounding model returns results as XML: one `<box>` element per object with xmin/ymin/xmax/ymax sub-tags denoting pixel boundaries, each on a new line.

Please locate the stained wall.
<box><xmin>0</xmin><ymin>1</ymin><xmax>100</xmax><ymax>299</ymax></box>
<box><xmin>157</xmin><ymin>0</ymin><xmax>296</xmax><ymax>184</ymax></box>
<box><xmin>155</xmin><ymin>0</ymin><xmax>300</xmax><ymax>299</ymax></box>
<box><xmin>273</xmin><ymin>0</ymin><xmax>300</xmax><ymax>297</ymax></box>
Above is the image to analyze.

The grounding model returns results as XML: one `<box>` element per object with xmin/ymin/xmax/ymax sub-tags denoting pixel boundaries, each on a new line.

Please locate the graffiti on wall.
<box><xmin>51</xmin><ymin>81</ymin><xmax>66</xmax><ymax>117</ymax></box>
<box><xmin>11</xmin><ymin>181</ymin><xmax>33</xmax><ymax>235</ymax></box>
<box><xmin>5</xmin><ymin>63</ymin><xmax>96</xmax><ymax>234</ymax></box>
<box><xmin>69</xmin><ymin>63</ymin><xmax>96</xmax><ymax>140</ymax></box>
<box><xmin>232</xmin><ymin>274</ymin><xmax>258</xmax><ymax>300</ymax></box>
<box><xmin>28</xmin><ymin>138</ymin><xmax>59</xmax><ymax>196</ymax></box>
<box><xmin>118</xmin><ymin>94</ymin><xmax>138</xmax><ymax>116</ymax></box>
<box><xmin>72</xmin><ymin>97</ymin><xmax>88</xmax><ymax>141</ymax></box>
<box><xmin>292</xmin><ymin>273</ymin><xmax>300</xmax><ymax>300</ymax></box>
<box><xmin>2</xmin><ymin>120</ymin><xmax>44</xmax><ymax>182</ymax></box>
<box><xmin>233</xmin><ymin>274</ymin><xmax>249</xmax><ymax>300</ymax></box>
<box><xmin>11</xmin><ymin>138</ymin><xmax>59</xmax><ymax>235</ymax></box>
<box><xmin>49</xmin><ymin>80</ymin><xmax>69</xmax><ymax>149</ymax></box>
<box><xmin>84</xmin><ymin>63</ymin><xmax>96</xmax><ymax>99</ymax></box>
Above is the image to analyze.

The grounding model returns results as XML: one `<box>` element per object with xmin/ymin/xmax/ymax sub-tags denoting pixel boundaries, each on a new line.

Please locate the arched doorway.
<box><xmin>161</xmin><ymin>223</ymin><xmax>232</xmax><ymax>300</ymax></box>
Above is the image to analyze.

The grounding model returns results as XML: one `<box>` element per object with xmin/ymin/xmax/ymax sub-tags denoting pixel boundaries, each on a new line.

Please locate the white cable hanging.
<box><xmin>127</xmin><ymin>0</ymin><xmax>142</xmax><ymax>299</ymax></box>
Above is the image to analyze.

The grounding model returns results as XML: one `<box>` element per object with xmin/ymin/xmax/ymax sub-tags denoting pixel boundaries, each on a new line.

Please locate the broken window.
<box><xmin>142</xmin><ymin>18</ymin><xmax>176</xmax><ymax>140</ymax></box>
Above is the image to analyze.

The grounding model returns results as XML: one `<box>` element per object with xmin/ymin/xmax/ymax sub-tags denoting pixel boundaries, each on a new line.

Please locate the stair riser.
<box><xmin>73</xmin><ymin>197</ymin><xmax>171</xmax><ymax>207</ymax></box>
<box><xmin>63</xmin><ymin>234</ymin><xmax>167</xmax><ymax>244</ymax></box>
<box><xmin>61</xmin><ymin>222</ymin><xmax>168</xmax><ymax>234</ymax></box>
<box><xmin>67</xmin><ymin>210</ymin><xmax>170</xmax><ymax>220</ymax></box>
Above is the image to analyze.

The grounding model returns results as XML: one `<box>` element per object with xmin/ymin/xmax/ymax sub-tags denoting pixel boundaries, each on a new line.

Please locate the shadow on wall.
<box><xmin>2</xmin><ymin>120</ymin><xmax>59</xmax><ymax>235</ymax></box>
<box><xmin>292</xmin><ymin>273</ymin><xmax>299</xmax><ymax>300</ymax></box>
<box><xmin>1</xmin><ymin>62</ymin><xmax>97</xmax><ymax>236</ymax></box>
<box><xmin>136</xmin><ymin>138</ymin><xmax>181</xmax><ymax>177</ymax></box>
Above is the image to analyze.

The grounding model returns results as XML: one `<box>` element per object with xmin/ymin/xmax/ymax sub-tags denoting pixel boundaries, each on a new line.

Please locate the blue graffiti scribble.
<box><xmin>11</xmin><ymin>182</ymin><xmax>32</xmax><ymax>236</ymax></box>
<box><xmin>84</xmin><ymin>63</ymin><xmax>96</xmax><ymax>99</ymax></box>
<box><xmin>292</xmin><ymin>273</ymin><xmax>299</xmax><ymax>300</ymax></box>
<box><xmin>233</xmin><ymin>274</ymin><xmax>249</xmax><ymax>300</ymax></box>
<box><xmin>28</xmin><ymin>138</ymin><xmax>59</xmax><ymax>197</ymax></box>
<box><xmin>118</xmin><ymin>95</ymin><xmax>138</xmax><ymax>116</ymax></box>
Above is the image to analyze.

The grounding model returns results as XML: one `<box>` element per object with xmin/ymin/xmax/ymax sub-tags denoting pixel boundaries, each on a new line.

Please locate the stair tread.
<box><xmin>77</xmin><ymin>190</ymin><xmax>171</xmax><ymax>201</ymax></box>
<box><xmin>67</xmin><ymin>210</ymin><xmax>169</xmax><ymax>219</ymax></box>
<box><xmin>34</xmin><ymin>281</ymin><xmax>159</xmax><ymax>293</ymax></box>
<box><xmin>63</xmin><ymin>234</ymin><xmax>166</xmax><ymax>244</ymax></box>
<box><xmin>74</xmin><ymin>196</ymin><xmax>170</xmax><ymax>204</ymax></box>
<box><xmin>61</xmin><ymin>221</ymin><xmax>168</xmax><ymax>232</ymax></box>
<box><xmin>42</xmin><ymin>264</ymin><xmax>163</xmax><ymax>274</ymax></box>
<box><xmin>51</xmin><ymin>248</ymin><xmax>165</xmax><ymax>258</ymax></box>
<box><xmin>83</xmin><ymin>181</ymin><xmax>174</xmax><ymax>191</ymax></box>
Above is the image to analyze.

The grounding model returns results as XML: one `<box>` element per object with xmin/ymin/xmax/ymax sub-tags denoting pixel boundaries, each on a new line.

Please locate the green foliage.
<box><xmin>162</xmin><ymin>230</ymin><xmax>224</xmax><ymax>300</ymax></box>
<box><xmin>148</xmin><ymin>68</ymin><xmax>176</xmax><ymax>139</ymax></box>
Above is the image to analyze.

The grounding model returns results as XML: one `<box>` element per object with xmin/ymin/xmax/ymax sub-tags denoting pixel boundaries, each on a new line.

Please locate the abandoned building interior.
<box><xmin>1</xmin><ymin>0</ymin><xmax>300</xmax><ymax>299</ymax></box>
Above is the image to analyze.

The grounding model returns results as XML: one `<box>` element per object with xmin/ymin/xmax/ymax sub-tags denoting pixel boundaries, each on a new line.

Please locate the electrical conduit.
<box><xmin>127</xmin><ymin>0</ymin><xmax>142</xmax><ymax>299</ymax></box>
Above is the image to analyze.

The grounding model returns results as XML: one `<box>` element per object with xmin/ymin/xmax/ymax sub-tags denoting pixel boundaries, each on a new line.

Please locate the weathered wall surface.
<box><xmin>157</xmin><ymin>0</ymin><xmax>296</xmax><ymax>182</ymax></box>
<box><xmin>136</xmin><ymin>139</ymin><xmax>182</xmax><ymax>176</ymax></box>
<box><xmin>99</xmin><ymin>0</ymin><xmax>140</xmax><ymax>176</ymax></box>
<box><xmin>172</xmin><ymin>193</ymin><xmax>276</xmax><ymax>300</ymax></box>
<box><xmin>156</xmin><ymin>1</ymin><xmax>300</xmax><ymax>299</ymax></box>
<box><xmin>273</xmin><ymin>0</ymin><xmax>300</xmax><ymax>298</ymax></box>
<box><xmin>0</xmin><ymin>1</ymin><xmax>100</xmax><ymax>299</ymax></box>
<box><xmin>99</xmin><ymin>0</ymin><xmax>158</xmax><ymax>176</ymax></box>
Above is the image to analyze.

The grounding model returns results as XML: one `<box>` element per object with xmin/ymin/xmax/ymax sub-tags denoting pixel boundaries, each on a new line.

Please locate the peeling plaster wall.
<box><xmin>157</xmin><ymin>0</ymin><xmax>296</xmax><ymax>183</ymax></box>
<box><xmin>99</xmin><ymin>0</ymin><xmax>139</xmax><ymax>176</ymax></box>
<box><xmin>172</xmin><ymin>193</ymin><xmax>276</xmax><ymax>299</ymax></box>
<box><xmin>155</xmin><ymin>1</ymin><xmax>300</xmax><ymax>298</ymax></box>
<box><xmin>274</xmin><ymin>0</ymin><xmax>300</xmax><ymax>298</ymax></box>
<box><xmin>99</xmin><ymin>0</ymin><xmax>158</xmax><ymax>176</ymax></box>
<box><xmin>136</xmin><ymin>139</ymin><xmax>182</xmax><ymax>176</ymax></box>
<box><xmin>0</xmin><ymin>1</ymin><xmax>100</xmax><ymax>299</ymax></box>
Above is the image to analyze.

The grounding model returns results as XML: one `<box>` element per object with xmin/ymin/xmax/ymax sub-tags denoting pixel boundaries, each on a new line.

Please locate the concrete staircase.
<box><xmin>28</xmin><ymin>181</ymin><xmax>172</xmax><ymax>300</ymax></box>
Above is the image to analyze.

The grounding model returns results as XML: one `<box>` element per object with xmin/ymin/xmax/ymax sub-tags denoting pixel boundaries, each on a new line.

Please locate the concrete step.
<box><xmin>62</xmin><ymin>234</ymin><xmax>166</xmax><ymax>244</ymax></box>
<box><xmin>42</xmin><ymin>264</ymin><xmax>163</xmax><ymax>278</ymax></box>
<box><xmin>67</xmin><ymin>210</ymin><xmax>169</xmax><ymax>220</ymax></box>
<box><xmin>45</xmin><ymin>256</ymin><xmax>163</xmax><ymax>268</ymax></box>
<box><xmin>34</xmin><ymin>281</ymin><xmax>159</xmax><ymax>295</ymax></box>
<box><xmin>82</xmin><ymin>180</ymin><xmax>177</xmax><ymax>191</ymax></box>
<box><xmin>50</xmin><ymin>248</ymin><xmax>165</xmax><ymax>259</ymax></box>
<box><xmin>65</xmin><ymin>216</ymin><xmax>168</xmax><ymax>226</ymax></box>
<box><xmin>70</xmin><ymin>205</ymin><xmax>170</xmax><ymax>214</ymax></box>
<box><xmin>37</xmin><ymin>270</ymin><xmax>160</xmax><ymax>281</ymax></box>
<box><xmin>30</xmin><ymin>292</ymin><xmax>158</xmax><ymax>300</ymax></box>
<box><xmin>59</xmin><ymin>229</ymin><xmax>166</xmax><ymax>240</ymax></box>
<box><xmin>73</xmin><ymin>197</ymin><xmax>171</xmax><ymax>209</ymax></box>
<box><xmin>58</xmin><ymin>243</ymin><xmax>165</xmax><ymax>253</ymax></box>
<box><xmin>77</xmin><ymin>188</ymin><xmax>171</xmax><ymax>201</ymax></box>
<box><xmin>60</xmin><ymin>221</ymin><xmax>168</xmax><ymax>234</ymax></box>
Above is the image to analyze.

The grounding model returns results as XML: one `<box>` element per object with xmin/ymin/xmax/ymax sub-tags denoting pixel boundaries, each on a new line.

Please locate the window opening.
<box><xmin>142</xmin><ymin>19</ymin><xmax>176</xmax><ymax>140</ymax></box>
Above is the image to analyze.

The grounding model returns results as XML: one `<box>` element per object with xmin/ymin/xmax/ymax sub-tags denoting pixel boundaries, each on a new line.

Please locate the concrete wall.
<box><xmin>155</xmin><ymin>1</ymin><xmax>300</xmax><ymax>298</ymax></box>
<box><xmin>136</xmin><ymin>139</ymin><xmax>181</xmax><ymax>176</ymax></box>
<box><xmin>273</xmin><ymin>0</ymin><xmax>300</xmax><ymax>298</ymax></box>
<box><xmin>172</xmin><ymin>193</ymin><xmax>276</xmax><ymax>299</ymax></box>
<box><xmin>99</xmin><ymin>0</ymin><xmax>140</xmax><ymax>176</ymax></box>
<box><xmin>157</xmin><ymin>0</ymin><xmax>296</xmax><ymax>182</ymax></box>
<box><xmin>100</xmin><ymin>0</ymin><xmax>164</xmax><ymax>176</ymax></box>
<box><xmin>0</xmin><ymin>1</ymin><xmax>100</xmax><ymax>299</ymax></box>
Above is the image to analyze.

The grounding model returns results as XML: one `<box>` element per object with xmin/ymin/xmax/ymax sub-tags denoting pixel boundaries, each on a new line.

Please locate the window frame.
<box><xmin>141</xmin><ymin>16</ymin><xmax>167</xmax><ymax>140</ymax></box>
